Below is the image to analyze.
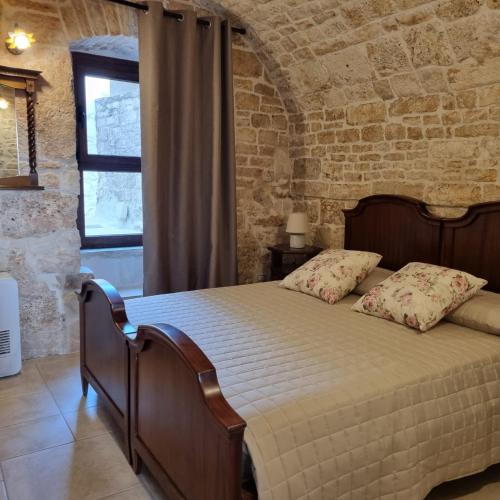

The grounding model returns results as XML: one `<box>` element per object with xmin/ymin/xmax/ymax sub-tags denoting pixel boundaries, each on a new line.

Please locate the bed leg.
<box><xmin>81</xmin><ymin>375</ymin><xmax>89</xmax><ymax>397</ymax></box>
<box><xmin>132</xmin><ymin>449</ymin><xmax>142</xmax><ymax>475</ymax></box>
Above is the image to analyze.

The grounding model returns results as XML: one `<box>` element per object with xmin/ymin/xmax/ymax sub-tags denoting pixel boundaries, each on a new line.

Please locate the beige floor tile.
<box><xmin>0</xmin><ymin>415</ymin><xmax>74</xmax><ymax>461</ymax></box>
<box><xmin>63</xmin><ymin>405</ymin><xmax>114</xmax><ymax>440</ymax></box>
<box><xmin>36</xmin><ymin>353</ymin><xmax>80</xmax><ymax>382</ymax></box>
<box><xmin>46</xmin><ymin>375</ymin><xmax>99</xmax><ymax>413</ymax></box>
<box><xmin>98</xmin><ymin>484</ymin><xmax>154</xmax><ymax>499</ymax></box>
<box><xmin>0</xmin><ymin>361</ymin><xmax>46</xmax><ymax>400</ymax></box>
<box><xmin>138</xmin><ymin>467</ymin><xmax>169</xmax><ymax>500</ymax></box>
<box><xmin>0</xmin><ymin>481</ymin><xmax>7</xmax><ymax>500</ymax></box>
<box><xmin>2</xmin><ymin>434</ymin><xmax>139</xmax><ymax>500</ymax></box>
<box><xmin>0</xmin><ymin>390</ymin><xmax>60</xmax><ymax>429</ymax></box>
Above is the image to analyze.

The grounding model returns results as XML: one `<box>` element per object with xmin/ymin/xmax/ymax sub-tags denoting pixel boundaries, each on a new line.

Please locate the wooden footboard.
<box><xmin>129</xmin><ymin>324</ymin><xmax>247</xmax><ymax>500</ymax></box>
<box><xmin>79</xmin><ymin>279</ymin><xmax>136</xmax><ymax>461</ymax></box>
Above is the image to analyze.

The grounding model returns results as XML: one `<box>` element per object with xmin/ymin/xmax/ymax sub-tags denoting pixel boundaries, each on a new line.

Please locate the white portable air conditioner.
<box><xmin>0</xmin><ymin>273</ymin><xmax>21</xmax><ymax>377</ymax></box>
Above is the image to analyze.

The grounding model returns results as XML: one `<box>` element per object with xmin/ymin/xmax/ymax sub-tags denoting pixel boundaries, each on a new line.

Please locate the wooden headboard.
<box><xmin>343</xmin><ymin>195</ymin><xmax>500</xmax><ymax>293</ymax></box>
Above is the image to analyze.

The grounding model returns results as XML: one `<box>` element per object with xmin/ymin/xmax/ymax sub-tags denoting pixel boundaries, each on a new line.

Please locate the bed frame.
<box><xmin>79</xmin><ymin>195</ymin><xmax>500</xmax><ymax>500</ymax></box>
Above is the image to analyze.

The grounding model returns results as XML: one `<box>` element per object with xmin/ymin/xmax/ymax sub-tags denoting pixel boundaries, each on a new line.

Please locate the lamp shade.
<box><xmin>286</xmin><ymin>212</ymin><xmax>308</xmax><ymax>234</ymax></box>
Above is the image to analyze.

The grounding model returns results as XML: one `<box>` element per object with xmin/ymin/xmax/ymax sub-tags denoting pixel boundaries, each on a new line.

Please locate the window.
<box><xmin>72</xmin><ymin>52</ymin><xmax>142</xmax><ymax>248</ymax></box>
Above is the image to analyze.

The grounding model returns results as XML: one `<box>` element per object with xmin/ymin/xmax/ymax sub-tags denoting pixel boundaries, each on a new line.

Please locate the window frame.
<box><xmin>72</xmin><ymin>52</ymin><xmax>142</xmax><ymax>249</ymax></box>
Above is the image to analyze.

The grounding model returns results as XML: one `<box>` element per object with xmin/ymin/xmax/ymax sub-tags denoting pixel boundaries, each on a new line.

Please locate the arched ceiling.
<box><xmin>190</xmin><ymin>0</ymin><xmax>500</xmax><ymax>115</ymax></box>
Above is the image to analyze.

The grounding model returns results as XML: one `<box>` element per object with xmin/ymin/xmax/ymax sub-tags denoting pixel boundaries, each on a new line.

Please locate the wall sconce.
<box><xmin>5</xmin><ymin>25</ymin><xmax>35</xmax><ymax>55</ymax></box>
<box><xmin>0</xmin><ymin>98</ymin><xmax>9</xmax><ymax>110</ymax></box>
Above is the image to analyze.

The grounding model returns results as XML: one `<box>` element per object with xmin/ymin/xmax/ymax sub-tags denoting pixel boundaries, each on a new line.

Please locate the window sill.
<box><xmin>0</xmin><ymin>185</ymin><xmax>44</xmax><ymax>190</ymax></box>
<box><xmin>81</xmin><ymin>246</ymin><xmax>143</xmax><ymax>254</ymax></box>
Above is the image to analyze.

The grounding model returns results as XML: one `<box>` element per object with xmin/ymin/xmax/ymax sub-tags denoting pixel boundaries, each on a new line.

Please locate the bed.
<box><xmin>79</xmin><ymin>195</ymin><xmax>500</xmax><ymax>500</ymax></box>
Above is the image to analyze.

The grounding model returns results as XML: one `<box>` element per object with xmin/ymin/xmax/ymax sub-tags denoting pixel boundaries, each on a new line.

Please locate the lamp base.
<box><xmin>289</xmin><ymin>234</ymin><xmax>305</xmax><ymax>249</ymax></box>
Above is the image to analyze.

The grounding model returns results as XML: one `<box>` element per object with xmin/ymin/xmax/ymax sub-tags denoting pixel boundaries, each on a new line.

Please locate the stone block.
<box><xmin>418</xmin><ymin>67</ymin><xmax>449</xmax><ymax>93</ymax></box>
<box><xmin>390</xmin><ymin>73</ymin><xmax>423</xmax><ymax>96</ymax></box>
<box><xmin>322</xmin><ymin>46</ymin><xmax>373</xmax><ymax>86</ymax></box>
<box><xmin>442</xmin><ymin>111</ymin><xmax>462</xmax><ymax>125</ymax></box>
<box><xmin>372</xmin><ymin>181</ymin><xmax>424</xmax><ymax>198</ymax></box>
<box><xmin>251</xmin><ymin>113</ymin><xmax>271</xmax><ymax>128</ymax></box>
<box><xmin>404</xmin><ymin>22</ymin><xmax>454</xmax><ymax>68</ymax></box>
<box><xmin>463</xmin><ymin>109</ymin><xmax>489</xmax><ymax>122</ymax></box>
<box><xmin>449</xmin><ymin>11</ymin><xmax>500</xmax><ymax>63</ymax></box>
<box><xmin>423</xmin><ymin>115</ymin><xmax>441</xmax><ymax>125</ymax></box>
<box><xmin>373</xmin><ymin>79</ymin><xmax>395</xmax><ymax>100</ymax></box>
<box><xmin>425</xmin><ymin>183</ymin><xmax>482</xmax><ymax>205</ymax></box>
<box><xmin>456</xmin><ymin>90</ymin><xmax>477</xmax><ymax>109</ymax></box>
<box><xmin>448</xmin><ymin>58</ymin><xmax>500</xmax><ymax>90</ymax></box>
<box><xmin>483</xmin><ymin>184</ymin><xmax>500</xmax><ymax>201</ymax></box>
<box><xmin>425</xmin><ymin>127</ymin><xmax>445</xmax><ymax>139</ymax></box>
<box><xmin>238</xmin><ymin>128</ymin><xmax>257</xmax><ymax>143</ymax></box>
<box><xmin>385</xmin><ymin>123</ymin><xmax>406</xmax><ymax>140</ymax></box>
<box><xmin>317</xmin><ymin>131</ymin><xmax>337</xmax><ymax>144</ymax></box>
<box><xmin>429</xmin><ymin>140</ymin><xmax>478</xmax><ymax>158</ymax></box>
<box><xmin>341</xmin><ymin>0</ymin><xmax>395</xmax><ymax>28</ymax></box>
<box><xmin>336</xmin><ymin>128</ymin><xmax>361</xmax><ymax>143</ymax></box>
<box><xmin>344</xmin><ymin>83</ymin><xmax>378</xmax><ymax>103</ymax></box>
<box><xmin>320</xmin><ymin>199</ymin><xmax>345</xmax><ymax>225</ymax></box>
<box><xmin>272</xmin><ymin>115</ymin><xmax>288</xmax><ymax>130</ymax></box>
<box><xmin>436</xmin><ymin>0</ymin><xmax>482</xmax><ymax>20</ymax></box>
<box><xmin>465</xmin><ymin>168</ymin><xmax>498</xmax><ymax>182</ymax></box>
<box><xmin>389</xmin><ymin>95</ymin><xmax>440</xmax><ymax>115</ymax></box>
<box><xmin>478</xmin><ymin>84</ymin><xmax>500</xmax><ymax>106</ymax></box>
<box><xmin>396</xmin><ymin>7</ymin><xmax>433</xmax><ymax>26</ymax></box>
<box><xmin>455</xmin><ymin>123</ymin><xmax>500</xmax><ymax>137</ymax></box>
<box><xmin>293</xmin><ymin>158</ymin><xmax>322</xmax><ymax>180</ymax></box>
<box><xmin>367</xmin><ymin>36</ymin><xmax>412</xmax><ymax>76</ymax></box>
<box><xmin>328</xmin><ymin>182</ymin><xmax>372</xmax><ymax>199</ymax></box>
<box><xmin>346</xmin><ymin>102</ymin><xmax>386</xmax><ymax>124</ymax></box>
<box><xmin>407</xmin><ymin>127</ymin><xmax>423</xmax><ymax>140</ymax></box>
<box><xmin>235</xmin><ymin>92</ymin><xmax>260</xmax><ymax>111</ymax></box>
<box><xmin>362</xmin><ymin>125</ymin><xmax>385</xmax><ymax>142</ymax></box>
<box><xmin>288</xmin><ymin>60</ymin><xmax>330</xmax><ymax>94</ymax></box>
<box><xmin>325</xmin><ymin>108</ymin><xmax>346</xmax><ymax>121</ymax></box>
<box><xmin>233</xmin><ymin>49</ymin><xmax>263</xmax><ymax>78</ymax></box>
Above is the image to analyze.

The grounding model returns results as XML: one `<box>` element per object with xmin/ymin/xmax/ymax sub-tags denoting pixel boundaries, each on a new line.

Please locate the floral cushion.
<box><xmin>280</xmin><ymin>249</ymin><xmax>382</xmax><ymax>305</ymax></box>
<box><xmin>352</xmin><ymin>262</ymin><xmax>487</xmax><ymax>332</ymax></box>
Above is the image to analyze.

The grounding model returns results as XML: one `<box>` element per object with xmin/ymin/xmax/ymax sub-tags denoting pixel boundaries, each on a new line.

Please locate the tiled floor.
<box><xmin>0</xmin><ymin>354</ymin><xmax>499</xmax><ymax>499</ymax></box>
<box><xmin>0</xmin><ymin>354</ymin><xmax>167</xmax><ymax>500</ymax></box>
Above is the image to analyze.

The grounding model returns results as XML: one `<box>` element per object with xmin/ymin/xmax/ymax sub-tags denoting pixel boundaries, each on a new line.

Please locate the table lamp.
<box><xmin>286</xmin><ymin>212</ymin><xmax>308</xmax><ymax>249</ymax></box>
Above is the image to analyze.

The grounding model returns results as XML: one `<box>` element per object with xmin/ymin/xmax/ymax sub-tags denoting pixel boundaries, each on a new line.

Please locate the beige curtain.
<box><xmin>139</xmin><ymin>3</ymin><xmax>237</xmax><ymax>295</ymax></box>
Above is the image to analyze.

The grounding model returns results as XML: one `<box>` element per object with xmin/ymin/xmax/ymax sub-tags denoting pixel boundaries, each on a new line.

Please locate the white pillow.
<box><xmin>280</xmin><ymin>249</ymin><xmax>382</xmax><ymax>305</ymax></box>
<box><xmin>353</xmin><ymin>267</ymin><xmax>393</xmax><ymax>296</ymax></box>
<box><xmin>446</xmin><ymin>289</ymin><xmax>500</xmax><ymax>335</ymax></box>
<box><xmin>352</xmin><ymin>262</ymin><xmax>487</xmax><ymax>332</ymax></box>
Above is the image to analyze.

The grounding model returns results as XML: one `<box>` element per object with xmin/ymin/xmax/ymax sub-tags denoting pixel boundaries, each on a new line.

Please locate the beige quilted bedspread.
<box><xmin>126</xmin><ymin>282</ymin><xmax>500</xmax><ymax>500</ymax></box>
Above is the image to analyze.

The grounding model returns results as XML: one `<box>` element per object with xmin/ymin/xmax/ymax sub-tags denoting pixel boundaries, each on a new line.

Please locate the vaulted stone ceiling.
<box><xmin>194</xmin><ymin>0</ymin><xmax>500</xmax><ymax>114</ymax></box>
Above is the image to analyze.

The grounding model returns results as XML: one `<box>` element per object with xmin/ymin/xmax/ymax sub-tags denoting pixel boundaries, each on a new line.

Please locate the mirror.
<box><xmin>0</xmin><ymin>84</ymin><xmax>20</xmax><ymax>178</ymax></box>
<box><xmin>0</xmin><ymin>65</ymin><xmax>42</xmax><ymax>190</ymax></box>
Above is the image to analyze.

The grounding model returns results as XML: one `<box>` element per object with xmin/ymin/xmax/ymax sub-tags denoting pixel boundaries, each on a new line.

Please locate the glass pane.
<box><xmin>83</xmin><ymin>171</ymin><xmax>143</xmax><ymax>237</ymax></box>
<box><xmin>85</xmin><ymin>76</ymin><xmax>140</xmax><ymax>157</ymax></box>
<box><xmin>0</xmin><ymin>84</ymin><xmax>19</xmax><ymax>178</ymax></box>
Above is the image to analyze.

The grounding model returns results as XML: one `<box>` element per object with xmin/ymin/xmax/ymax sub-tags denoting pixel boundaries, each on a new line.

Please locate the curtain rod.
<box><xmin>106</xmin><ymin>0</ymin><xmax>247</xmax><ymax>35</ymax></box>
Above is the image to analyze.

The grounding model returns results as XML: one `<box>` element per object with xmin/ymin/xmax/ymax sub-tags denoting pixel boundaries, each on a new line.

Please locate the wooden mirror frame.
<box><xmin>0</xmin><ymin>65</ymin><xmax>43</xmax><ymax>190</ymax></box>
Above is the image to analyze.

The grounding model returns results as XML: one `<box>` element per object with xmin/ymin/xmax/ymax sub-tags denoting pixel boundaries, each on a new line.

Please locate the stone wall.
<box><xmin>279</xmin><ymin>0</ymin><xmax>500</xmax><ymax>247</ymax></box>
<box><xmin>197</xmin><ymin>0</ymin><xmax>500</xmax><ymax>247</ymax></box>
<box><xmin>0</xmin><ymin>0</ymin><xmax>291</xmax><ymax>357</ymax></box>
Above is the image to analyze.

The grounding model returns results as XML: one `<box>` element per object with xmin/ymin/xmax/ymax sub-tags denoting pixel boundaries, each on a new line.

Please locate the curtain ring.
<box><xmin>176</xmin><ymin>13</ymin><xmax>184</xmax><ymax>22</ymax></box>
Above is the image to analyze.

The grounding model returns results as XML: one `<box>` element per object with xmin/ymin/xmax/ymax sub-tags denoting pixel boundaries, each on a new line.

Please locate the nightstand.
<box><xmin>268</xmin><ymin>244</ymin><xmax>323</xmax><ymax>280</ymax></box>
